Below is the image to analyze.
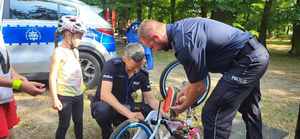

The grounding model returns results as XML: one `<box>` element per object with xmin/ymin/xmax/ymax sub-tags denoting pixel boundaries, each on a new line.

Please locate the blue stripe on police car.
<box><xmin>2</xmin><ymin>25</ymin><xmax>56</xmax><ymax>46</ymax></box>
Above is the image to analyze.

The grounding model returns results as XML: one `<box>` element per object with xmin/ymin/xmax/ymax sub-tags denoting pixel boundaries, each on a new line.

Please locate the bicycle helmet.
<box><xmin>57</xmin><ymin>15</ymin><xmax>87</xmax><ymax>34</ymax></box>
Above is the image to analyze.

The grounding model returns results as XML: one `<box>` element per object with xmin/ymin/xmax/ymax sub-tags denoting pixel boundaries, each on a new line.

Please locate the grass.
<box><xmin>12</xmin><ymin>39</ymin><xmax>300</xmax><ymax>139</ymax></box>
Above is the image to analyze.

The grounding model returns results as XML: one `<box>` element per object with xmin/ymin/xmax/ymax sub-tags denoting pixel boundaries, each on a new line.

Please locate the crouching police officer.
<box><xmin>90</xmin><ymin>43</ymin><xmax>160</xmax><ymax>139</ymax></box>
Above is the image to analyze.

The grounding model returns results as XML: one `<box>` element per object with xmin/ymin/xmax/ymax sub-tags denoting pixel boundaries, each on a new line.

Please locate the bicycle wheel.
<box><xmin>159</xmin><ymin>60</ymin><xmax>211</xmax><ymax>107</ymax></box>
<box><xmin>109</xmin><ymin>119</ymin><xmax>153</xmax><ymax>139</ymax></box>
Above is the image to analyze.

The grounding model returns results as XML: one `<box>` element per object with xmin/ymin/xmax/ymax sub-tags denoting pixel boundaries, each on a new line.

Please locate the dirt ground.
<box><xmin>11</xmin><ymin>40</ymin><xmax>300</xmax><ymax>139</ymax></box>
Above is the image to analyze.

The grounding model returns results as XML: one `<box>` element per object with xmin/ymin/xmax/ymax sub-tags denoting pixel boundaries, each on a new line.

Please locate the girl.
<box><xmin>49</xmin><ymin>15</ymin><xmax>86</xmax><ymax>139</ymax></box>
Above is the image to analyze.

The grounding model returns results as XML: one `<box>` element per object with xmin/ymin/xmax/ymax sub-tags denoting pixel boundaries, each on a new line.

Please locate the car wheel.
<box><xmin>79</xmin><ymin>51</ymin><xmax>102</xmax><ymax>89</ymax></box>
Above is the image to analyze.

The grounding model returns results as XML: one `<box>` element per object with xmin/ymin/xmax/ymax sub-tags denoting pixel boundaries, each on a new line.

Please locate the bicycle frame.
<box><xmin>111</xmin><ymin>86</ymin><xmax>202</xmax><ymax>139</ymax></box>
<box><xmin>134</xmin><ymin>101</ymin><xmax>200</xmax><ymax>139</ymax></box>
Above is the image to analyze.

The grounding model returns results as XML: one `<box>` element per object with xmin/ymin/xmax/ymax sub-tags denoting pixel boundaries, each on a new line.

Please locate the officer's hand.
<box><xmin>21</xmin><ymin>81</ymin><xmax>46</xmax><ymax>96</ymax></box>
<box><xmin>171</xmin><ymin>104</ymin><xmax>186</xmax><ymax>115</ymax></box>
<box><xmin>127</xmin><ymin>112</ymin><xmax>144</xmax><ymax>121</ymax></box>
<box><xmin>175</xmin><ymin>92</ymin><xmax>186</xmax><ymax>105</ymax></box>
<box><xmin>171</xmin><ymin>94</ymin><xmax>188</xmax><ymax>114</ymax></box>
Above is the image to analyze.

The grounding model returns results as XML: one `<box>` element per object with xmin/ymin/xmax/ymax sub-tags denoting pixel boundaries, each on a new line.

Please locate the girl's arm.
<box><xmin>49</xmin><ymin>50</ymin><xmax>63</xmax><ymax>110</ymax></box>
<box><xmin>0</xmin><ymin>76</ymin><xmax>13</xmax><ymax>87</ymax></box>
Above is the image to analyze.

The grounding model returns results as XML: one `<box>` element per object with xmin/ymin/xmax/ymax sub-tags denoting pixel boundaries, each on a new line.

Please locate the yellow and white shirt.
<box><xmin>53</xmin><ymin>47</ymin><xmax>84</xmax><ymax>96</ymax></box>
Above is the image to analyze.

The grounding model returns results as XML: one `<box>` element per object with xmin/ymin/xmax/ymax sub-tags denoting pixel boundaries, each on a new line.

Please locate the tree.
<box><xmin>147</xmin><ymin>0</ymin><xmax>153</xmax><ymax>19</ymax></box>
<box><xmin>210</xmin><ymin>0</ymin><xmax>239</xmax><ymax>24</ymax></box>
<box><xmin>137</xmin><ymin>0</ymin><xmax>142</xmax><ymax>21</ymax></box>
<box><xmin>81</xmin><ymin>0</ymin><xmax>296</xmax><ymax>45</ymax></box>
<box><xmin>170</xmin><ymin>0</ymin><xmax>176</xmax><ymax>22</ymax></box>
<box><xmin>290</xmin><ymin>0</ymin><xmax>300</xmax><ymax>55</ymax></box>
<box><xmin>200</xmin><ymin>0</ymin><xmax>208</xmax><ymax>17</ymax></box>
<box><xmin>258</xmin><ymin>0</ymin><xmax>273</xmax><ymax>46</ymax></box>
<box><xmin>296</xmin><ymin>104</ymin><xmax>300</xmax><ymax>139</ymax></box>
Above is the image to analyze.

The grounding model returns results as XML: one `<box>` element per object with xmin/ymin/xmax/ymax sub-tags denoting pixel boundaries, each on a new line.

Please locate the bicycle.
<box><xmin>160</xmin><ymin>60</ymin><xmax>211</xmax><ymax>107</ymax></box>
<box><xmin>110</xmin><ymin>87</ymin><xmax>209</xmax><ymax>139</ymax></box>
<box><xmin>109</xmin><ymin>60</ymin><xmax>211</xmax><ymax>139</ymax></box>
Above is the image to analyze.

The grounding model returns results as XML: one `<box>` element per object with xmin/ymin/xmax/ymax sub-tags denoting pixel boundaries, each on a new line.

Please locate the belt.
<box><xmin>237</xmin><ymin>37</ymin><xmax>262</xmax><ymax>58</ymax></box>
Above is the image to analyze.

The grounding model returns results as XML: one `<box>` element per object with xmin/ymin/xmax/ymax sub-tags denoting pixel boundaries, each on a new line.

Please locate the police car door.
<box><xmin>2</xmin><ymin>0</ymin><xmax>58</xmax><ymax>78</ymax></box>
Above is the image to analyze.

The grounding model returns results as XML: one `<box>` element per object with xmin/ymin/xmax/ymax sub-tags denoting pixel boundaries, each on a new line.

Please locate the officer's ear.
<box><xmin>151</xmin><ymin>33</ymin><xmax>161</xmax><ymax>42</ymax></box>
<box><xmin>147</xmin><ymin>32</ymin><xmax>158</xmax><ymax>41</ymax></box>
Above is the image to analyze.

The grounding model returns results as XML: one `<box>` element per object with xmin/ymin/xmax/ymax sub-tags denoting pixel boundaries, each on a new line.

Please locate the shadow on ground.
<box><xmin>230</xmin><ymin>117</ymin><xmax>288</xmax><ymax>139</ymax></box>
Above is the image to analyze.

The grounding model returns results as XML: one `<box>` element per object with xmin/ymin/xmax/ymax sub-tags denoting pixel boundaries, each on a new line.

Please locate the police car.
<box><xmin>1</xmin><ymin>0</ymin><xmax>117</xmax><ymax>88</ymax></box>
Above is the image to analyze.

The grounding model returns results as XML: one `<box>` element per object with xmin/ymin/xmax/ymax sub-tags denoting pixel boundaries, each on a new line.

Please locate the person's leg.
<box><xmin>140</xmin><ymin>103</ymin><xmax>152</xmax><ymax>117</ymax></box>
<box><xmin>0</xmin><ymin>100</ymin><xmax>19</xmax><ymax>139</ymax></box>
<box><xmin>202</xmin><ymin>48</ymin><xmax>269</xmax><ymax>138</ymax></box>
<box><xmin>56</xmin><ymin>95</ymin><xmax>73</xmax><ymax>139</ymax></box>
<box><xmin>92</xmin><ymin>101</ymin><xmax>117</xmax><ymax>139</ymax></box>
<box><xmin>72</xmin><ymin>95</ymin><xmax>83</xmax><ymax>139</ymax></box>
<box><xmin>113</xmin><ymin>112</ymin><xmax>128</xmax><ymax>127</ymax></box>
<box><xmin>201</xmin><ymin>78</ymin><xmax>255</xmax><ymax>139</ymax></box>
<box><xmin>112</xmin><ymin>104</ymin><xmax>133</xmax><ymax>127</ymax></box>
<box><xmin>238</xmin><ymin>83</ymin><xmax>262</xmax><ymax>139</ymax></box>
<box><xmin>7</xmin><ymin>129</ymin><xmax>14</xmax><ymax>139</ymax></box>
<box><xmin>0</xmin><ymin>104</ymin><xmax>9</xmax><ymax>139</ymax></box>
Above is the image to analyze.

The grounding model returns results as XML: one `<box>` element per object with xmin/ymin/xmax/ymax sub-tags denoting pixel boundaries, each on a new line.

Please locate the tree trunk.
<box><xmin>100</xmin><ymin>0</ymin><xmax>107</xmax><ymax>17</ymax></box>
<box><xmin>147</xmin><ymin>0</ymin><xmax>153</xmax><ymax>19</ymax></box>
<box><xmin>200</xmin><ymin>0</ymin><xmax>208</xmax><ymax>17</ymax></box>
<box><xmin>296</xmin><ymin>104</ymin><xmax>300</xmax><ymax>139</ymax></box>
<box><xmin>258</xmin><ymin>0</ymin><xmax>273</xmax><ymax>47</ymax></box>
<box><xmin>290</xmin><ymin>22</ymin><xmax>300</xmax><ymax>55</ymax></box>
<box><xmin>170</xmin><ymin>0</ymin><xmax>176</xmax><ymax>23</ymax></box>
<box><xmin>289</xmin><ymin>24</ymin><xmax>295</xmax><ymax>55</ymax></box>
<box><xmin>117</xmin><ymin>4</ymin><xmax>130</xmax><ymax>37</ymax></box>
<box><xmin>137</xmin><ymin>0</ymin><xmax>142</xmax><ymax>21</ymax></box>
<box><xmin>211</xmin><ymin>8</ymin><xmax>235</xmax><ymax>25</ymax></box>
<box><xmin>101</xmin><ymin>0</ymin><xmax>107</xmax><ymax>9</ymax></box>
<box><xmin>289</xmin><ymin>0</ymin><xmax>300</xmax><ymax>55</ymax></box>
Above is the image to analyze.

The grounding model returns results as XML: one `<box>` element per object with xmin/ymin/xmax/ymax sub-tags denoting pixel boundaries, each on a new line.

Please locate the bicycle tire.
<box><xmin>159</xmin><ymin>60</ymin><xmax>211</xmax><ymax>107</ymax></box>
<box><xmin>109</xmin><ymin>119</ymin><xmax>153</xmax><ymax>139</ymax></box>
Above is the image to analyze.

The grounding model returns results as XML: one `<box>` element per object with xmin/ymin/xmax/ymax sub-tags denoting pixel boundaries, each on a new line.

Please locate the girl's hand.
<box><xmin>52</xmin><ymin>98</ymin><xmax>63</xmax><ymax>111</ymax></box>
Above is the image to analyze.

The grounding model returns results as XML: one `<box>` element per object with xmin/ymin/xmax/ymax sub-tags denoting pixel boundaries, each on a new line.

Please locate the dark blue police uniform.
<box><xmin>167</xmin><ymin>17</ymin><xmax>269</xmax><ymax>139</ymax></box>
<box><xmin>90</xmin><ymin>57</ymin><xmax>152</xmax><ymax>139</ymax></box>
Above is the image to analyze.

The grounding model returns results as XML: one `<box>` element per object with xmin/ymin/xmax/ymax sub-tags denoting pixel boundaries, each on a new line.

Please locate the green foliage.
<box><xmin>80</xmin><ymin>0</ymin><xmax>299</xmax><ymax>38</ymax></box>
<box><xmin>80</xmin><ymin>0</ymin><xmax>100</xmax><ymax>6</ymax></box>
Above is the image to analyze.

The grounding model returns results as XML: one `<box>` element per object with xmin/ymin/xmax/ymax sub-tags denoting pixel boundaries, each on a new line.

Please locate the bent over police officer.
<box><xmin>138</xmin><ymin>18</ymin><xmax>269</xmax><ymax>139</ymax></box>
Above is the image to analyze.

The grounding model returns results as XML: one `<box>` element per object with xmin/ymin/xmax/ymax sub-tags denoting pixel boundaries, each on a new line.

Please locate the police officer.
<box><xmin>90</xmin><ymin>43</ymin><xmax>160</xmax><ymax>139</ymax></box>
<box><xmin>138</xmin><ymin>18</ymin><xmax>269</xmax><ymax>139</ymax></box>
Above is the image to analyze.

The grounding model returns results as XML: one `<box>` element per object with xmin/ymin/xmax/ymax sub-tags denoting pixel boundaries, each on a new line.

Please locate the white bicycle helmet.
<box><xmin>57</xmin><ymin>15</ymin><xmax>87</xmax><ymax>34</ymax></box>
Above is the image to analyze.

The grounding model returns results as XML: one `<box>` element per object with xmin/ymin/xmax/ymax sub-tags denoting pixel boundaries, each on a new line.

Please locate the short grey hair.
<box><xmin>124</xmin><ymin>43</ymin><xmax>145</xmax><ymax>62</ymax></box>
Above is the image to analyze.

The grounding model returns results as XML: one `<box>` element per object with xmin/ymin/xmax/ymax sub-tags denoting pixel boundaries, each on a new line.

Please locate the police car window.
<box><xmin>58</xmin><ymin>4</ymin><xmax>77</xmax><ymax>17</ymax></box>
<box><xmin>10</xmin><ymin>0</ymin><xmax>58</xmax><ymax>20</ymax></box>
